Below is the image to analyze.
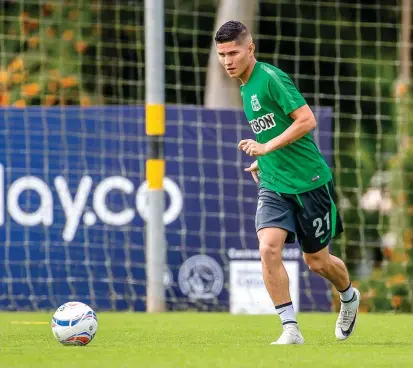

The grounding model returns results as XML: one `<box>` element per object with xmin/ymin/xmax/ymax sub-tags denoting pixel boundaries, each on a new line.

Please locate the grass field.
<box><xmin>0</xmin><ymin>312</ymin><xmax>412</xmax><ymax>367</ymax></box>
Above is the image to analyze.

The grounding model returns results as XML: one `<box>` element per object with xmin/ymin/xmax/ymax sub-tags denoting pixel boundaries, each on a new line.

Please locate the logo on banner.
<box><xmin>0</xmin><ymin>164</ymin><xmax>183</xmax><ymax>242</ymax></box>
<box><xmin>178</xmin><ymin>255</ymin><xmax>224</xmax><ymax>300</ymax></box>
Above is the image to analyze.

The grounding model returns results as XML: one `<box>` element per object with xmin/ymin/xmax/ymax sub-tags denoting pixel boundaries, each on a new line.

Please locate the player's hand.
<box><xmin>244</xmin><ymin>160</ymin><xmax>259</xmax><ymax>183</ymax></box>
<box><xmin>238</xmin><ymin>139</ymin><xmax>268</xmax><ymax>156</ymax></box>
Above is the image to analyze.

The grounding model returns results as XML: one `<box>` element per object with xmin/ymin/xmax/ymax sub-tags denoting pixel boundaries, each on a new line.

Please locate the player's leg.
<box><xmin>295</xmin><ymin>180</ymin><xmax>360</xmax><ymax>340</ymax></box>
<box><xmin>302</xmin><ymin>247</ymin><xmax>360</xmax><ymax>340</ymax></box>
<box><xmin>302</xmin><ymin>245</ymin><xmax>350</xmax><ymax>291</ymax></box>
<box><xmin>258</xmin><ymin>227</ymin><xmax>291</xmax><ymax>306</ymax></box>
<box><xmin>255</xmin><ymin>188</ymin><xmax>304</xmax><ymax>345</ymax></box>
<box><xmin>258</xmin><ymin>228</ymin><xmax>304</xmax><ymax>345</ymax></box>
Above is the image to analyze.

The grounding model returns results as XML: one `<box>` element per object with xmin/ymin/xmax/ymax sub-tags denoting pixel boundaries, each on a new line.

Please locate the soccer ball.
<box><xmin>51</xmin><ymin>301</ymin><xmax>98</xmax><ymax>346</ymax></box>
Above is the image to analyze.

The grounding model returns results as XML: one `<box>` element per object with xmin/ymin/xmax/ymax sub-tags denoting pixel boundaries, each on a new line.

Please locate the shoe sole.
<box><xmin>270</xmin><ymin>335</ymin><xmax>305</xmax><ymax>345</ymax></box>
<box><xmin>270</xmin><ymin>340</ymin><xmax>304</xmax><ymax>345</ymax></box>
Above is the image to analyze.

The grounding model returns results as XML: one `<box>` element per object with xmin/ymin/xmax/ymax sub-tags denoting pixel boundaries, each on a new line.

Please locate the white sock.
<box><xmin>275</xmin><ymin>301</ymin><xmax>297</xmax><ymax>326</ymax></box>
<box><xmin>339</xmin><ymin>283</ymin><xmax>355</xmax><ymax>303</ymax></box>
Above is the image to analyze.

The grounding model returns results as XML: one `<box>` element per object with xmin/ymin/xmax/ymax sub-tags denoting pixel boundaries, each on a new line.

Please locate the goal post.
<box><xmin>145</xmin><ymin>0</ymin><xmax>166</xmax><ymax>313</ymax></box>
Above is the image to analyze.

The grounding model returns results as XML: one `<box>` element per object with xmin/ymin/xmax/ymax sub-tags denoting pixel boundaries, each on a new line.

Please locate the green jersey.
<box><xmin>240</xmin><ymin>61</ymin><xmax>332</xmax><ymax>194</ymax></box>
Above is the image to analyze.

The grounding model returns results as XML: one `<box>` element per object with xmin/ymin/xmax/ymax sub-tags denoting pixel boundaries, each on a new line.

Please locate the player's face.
<box><xmin>216</xmin><ymin>41</ymin><xmax>254</xmax><ymax>79</ymax></box>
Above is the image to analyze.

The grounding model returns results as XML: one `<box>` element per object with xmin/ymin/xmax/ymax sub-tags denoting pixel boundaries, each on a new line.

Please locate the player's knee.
<box><xmin>259</xmin><ymin>241</ymin><xmax>283</xmax><ymax>263</ymax></box>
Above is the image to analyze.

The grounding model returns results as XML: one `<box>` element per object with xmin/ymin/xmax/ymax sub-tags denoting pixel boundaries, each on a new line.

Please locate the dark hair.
<box><xmin>214</xmin><ymin>21</ymin><xmax>249</xmax><ymax>43</ymax></box>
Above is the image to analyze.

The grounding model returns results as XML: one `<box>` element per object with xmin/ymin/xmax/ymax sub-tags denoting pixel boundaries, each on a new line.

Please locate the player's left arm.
<box><xmin>239</xmin><ymin>71</ymin><xmax>316</xmax><ymax>157</ymax></box>
<box><xmin>238</xmin><ymin>105</ymin><xmax>316</xmax><ymax>156</ymax></box>
<box><xmin>263</xmin><ymin>104</ymin><xmax>316</xmax><ymax>152</ymax></box>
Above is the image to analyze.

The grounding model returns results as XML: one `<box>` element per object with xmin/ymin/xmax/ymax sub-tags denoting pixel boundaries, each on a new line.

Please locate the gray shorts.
<box><xmin>255</xmin><ymin>181</ymin><xmax>343</xmax><ymax>253</ymax></box>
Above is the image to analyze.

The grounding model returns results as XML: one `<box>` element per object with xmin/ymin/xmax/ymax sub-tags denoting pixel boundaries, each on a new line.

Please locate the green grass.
<box><xmin>0</xmin><ymin>312</ymin><xmax>412</xmax><ymax>367</ymax></box>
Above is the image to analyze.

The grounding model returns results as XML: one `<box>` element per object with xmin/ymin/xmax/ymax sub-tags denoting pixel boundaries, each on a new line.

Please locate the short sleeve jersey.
<box><xmin>240</xmin><ymin>61</ymin><xmax>332</xmax><ymax>194</ymax></box>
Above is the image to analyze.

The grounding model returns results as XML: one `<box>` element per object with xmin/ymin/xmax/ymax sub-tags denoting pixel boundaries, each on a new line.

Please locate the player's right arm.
<box><xmin>244</xmin><ymin>160</ymin><xmax>259</xmax><ymax>183</ymax></box>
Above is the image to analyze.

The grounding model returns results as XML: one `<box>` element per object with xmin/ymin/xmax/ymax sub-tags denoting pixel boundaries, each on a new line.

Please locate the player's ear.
<box><xmin>248</xmin><ymin>42</ymin><xmax>255</xmax><ymax>55</ymax></box>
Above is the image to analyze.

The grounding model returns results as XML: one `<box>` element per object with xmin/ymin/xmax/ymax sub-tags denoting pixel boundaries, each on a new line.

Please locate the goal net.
<box><xmin>0</xmin><ymin>0</ymin><xmax>410</xmax><ymax>313</ymax></box>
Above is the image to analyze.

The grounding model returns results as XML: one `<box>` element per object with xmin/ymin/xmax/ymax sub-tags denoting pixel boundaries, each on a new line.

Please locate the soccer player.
<box><xmin>214</xmin><ymin>21</ymin><xmax>360</xmax><ymax>345</ymax></box>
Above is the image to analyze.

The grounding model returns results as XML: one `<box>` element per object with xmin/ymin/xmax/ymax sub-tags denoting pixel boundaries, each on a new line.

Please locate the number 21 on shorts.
<box><xmin>313</xmin><ymin>212</ymin><xmax>330</xmax><ymax>242</ymax></box>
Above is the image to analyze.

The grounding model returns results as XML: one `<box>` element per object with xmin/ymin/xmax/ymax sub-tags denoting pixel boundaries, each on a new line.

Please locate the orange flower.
<box><xmin>75</xmin><ymin>41</ymin><xmax>87</xmax><ymax>53</ymax></box>
<box><xmin>22</xmin><ymin>83</ymin><xmax>40</xmax><ymax>97</ymax></box>
<box><xmin>391</xmin><ymin>295</ymin><xmax>402</xmax><ymax>308</ymax></box>
<box><xmin>80</xmin><ymin>95</ymin><xmax>91</xmax><ymax>106</ymax></box>
<box><xmin>389</xmin><ymin>273</ymin><xmax>406</xmax><ymax>286</ymax></box>
<box><xmin>28</xmin><ymin>19</ymin><xmax>38</xmax><ymax>31</ymax></box>
<box><xmin>28</xmin><ymin>36</ymin><xmax>39</xmax><ymax>48</ymax></box>
<box><xmin>390</xmin><ymin>251</ymin><xmax>409</xmax><ymax>263</ymax></box>
<box><xmin>62</xmin><ymin>30</ymin><xmax>74</xmax><ymax>41</ymax></box>
<box><xmin>14</xmin><ymin>99</ymin><xmax>26</xmax><ymax>108</ymax></box>
<box><xmin>61</xmin><ymin>76</ymin><xmax>78</xmax><ymax>88</ymax></box>
<box><xmin>46</xmin><ymin>27</ymin><xmax>56</xmax><ymax>38</ymax></box>
<box><xmin>12</xmin><ymin>73</ymin><xmax>25</xmax><ymax>84</ymax></box>
<box><xmin>383</xmin><ymin>246</ymin><xmax>393</xmax><ymax>259</ymax></box>
<box><xmin>48</xmin><ymin>81</ymin><xmax>58</xmax><ymax>93</ymax></box>
<box><xmin>21</xmin><ymin>12</ymin><xmax>38</xmax><ymax>34</ymax></box>
<box><xmin>44</xmin><ymin>95</ymin><xmax>56</xmax><ymax>106</ymax></box>
<box><xmin>42</xmin><ymin>3</ymin><xmax>54</xmax><ymax>16</ymax></box>
<box><xmin>395</xmin><ymin>82</ymin><xmax>408</xmax><ymax>98</ymax></box>
<box><xmin>8</xmin><ymin>57</ymin><xmax>24</xmax><ymax>73</ymax></box>
<box><xmin>0</xmin><ymin>93</ymin><xmax>10</xmax><ymax>106</ymax></box>
<box><xmin>0</xmin><ymin>71</ymin><xmax>9</xmax><ymax>84</ymax></box>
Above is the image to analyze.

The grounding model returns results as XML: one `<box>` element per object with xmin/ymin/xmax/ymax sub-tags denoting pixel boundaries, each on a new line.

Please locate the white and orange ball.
<box><xmin>51</xmin><ymin>301</ymin><xmax>98</xmax><ymax>346</ymax></box>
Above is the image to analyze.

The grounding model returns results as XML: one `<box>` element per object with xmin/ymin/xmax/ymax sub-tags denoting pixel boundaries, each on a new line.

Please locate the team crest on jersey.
<box><xmin>251</xmin><ymin>94</ymin><xmax>261</xmax><ymax>111</ymax></box>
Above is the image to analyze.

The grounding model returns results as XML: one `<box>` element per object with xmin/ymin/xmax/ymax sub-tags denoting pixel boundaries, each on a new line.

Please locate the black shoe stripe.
<box><xmin>282</xmin><ymin>320</ymin><xmax>297</xmax><ymax>326</ymax></box>
<box><xmin>340</xmin><ymin>311</ymin><xmax>357</xmax><ymax>337</ymax></box>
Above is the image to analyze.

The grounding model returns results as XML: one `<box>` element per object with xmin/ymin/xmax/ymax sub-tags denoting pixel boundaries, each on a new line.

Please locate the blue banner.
<box><xmin>0</xmin><ymin>105</ymin><xmax>332</xmax><ymax>311</ymax></box>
